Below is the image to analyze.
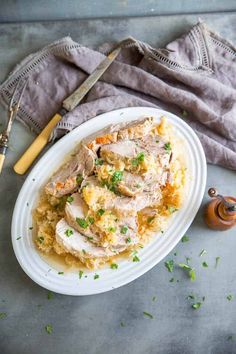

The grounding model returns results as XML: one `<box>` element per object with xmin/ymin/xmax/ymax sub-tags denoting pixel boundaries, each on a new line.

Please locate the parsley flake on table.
<box><xmin>227</xmin><ymin>335</ymin><xmax>234</xmax><ymax>341</ymax></box>
<box><xmin>94</xmin><ymin>274</ymin><xmax>99</xmax><ymax>280</ymax></box>
<box><xmin>58</xmin><ymin>271</ymin><xmax>64</xmax><ymax>275</ymax></box>
<box><xmin>16</xmin><ymin>237</ymin><xmax>22</xmax><ymax>240</ymax></box>
<box><xmin>202</xmin><ymin>261</ymin><xmax>208</xmax><ymax>268</ymax></box>
<box><xmin>45</xmin><ymin>324</ymin><xmax>53</xmax><ymax>334</ymax></box>
<box><xmin>64</xmin><ymin>229</ymin><xmax>73</xmax><ymax>237</ymax></box>
<box><xmin>192</xmin><ymin>302</ymin><xmax>202</xmax><ymax>310</ymax></box>
<box><xmin>215</xmin><ymin>256</ymin><xmax>220</xmax><ymax>268</ymax></box>
<box><xmin>152</xmin><ymin>296</ymin><xmax>157</xmax><ymax>302</ymax></box>
<box><xmin>186</xmin><ymin>294</ymin><xmax>195</xmax><ymax>300</ymax></box>
<box><xmin>169</xmin><ymin>277</ymin><xmax>175</xmax><ymax>283</ymax></box>
<box><xmin>182</xmin><ymin>110</ymin><xmax>188</xmax><ymax>117</ymax></box>
<box><xmin>178</xmin><ymin>263</ymin><xmax>196</xmax><ymax>281</ymax></box>
<box><xmin>79</xmin><ymin>270</ymin><xmax>83</xmax><ymax>279</ymax></box>
<box><xmin>47</xmin><ymin>291</ymin><xmax>54</xmax><ymax>300</ymax></box>
<box><xmin>143</xmin><ymin>311</ymin><xmax>154</xmax><ymax>319</ymax></box>
<box><xmin>29</xmin><ymin>226</ymin><xmax>33</xmax><ymax>230</ymax></box>
<box><xmin>110</xmin><ymin>263</ymin><xmax>118</xmax><ymax>270</ymax></box>
<box><xmin>66</xmin><ymin>196</ymin><xmax>74</xmax><ymax>204</ymax></box>
<box><xmin>181</xmin><ymin>235</ymin><xmax>189</xmax><ymax>242</ymax></box>
<box><xmin>199</xmin><ymin>249</ymin><xmax>207</xmax><ymax>257</ymax></box>
<box><xmin>120</xmin><ymin>322</ymin><xmax>125</xmax><ymax>327</ymax></box>
<box><xmin>165</xmin><ymin>260</ymin><xmax>174</xmax><ymax>272</ymax></box>
<box><xmin>227</xmin><ymin>294</ymin><xmax>234</xmax><ymax>301</ymax></box>
<box><xmin>0</xmin><ymin>312</ymin><xmax>7</xmax><ymax>319</ymax></box>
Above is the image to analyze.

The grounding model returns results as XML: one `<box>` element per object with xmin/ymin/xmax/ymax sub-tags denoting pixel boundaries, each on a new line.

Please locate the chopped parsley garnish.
<box><xmin>82</xmin><ymin>249</ymin><xmax>86</xmax><ymax>254</ymax></box>
<box><xmin>94</xmin><ymin>274</ymin><xmax>99</xmax><ymax>280</ymax></box>
<box><xmin>199</xmin><ymin>249</ymin><xmax>207</xmax><ymax>257</ymax></box>
<box><xmin>152</xmin><ymin>296</ymin><xmax>157</xmax><ymax>302</ymax></box>
<box><xmin>147</xmin><ymin>216</ymin><xmax>155</xmax><ymax>224</ymax></box>
<box><xmin>181</xmin><ymin>235</ymin><xmax>189</xmax><ymax>242</ymax></box>
<box><xmin>87</xmin><ymin>236</ymin><xmax>93</xmax><ymax>241</ymax></box>
<box><xmin>133</xmin><ymin>255</ymin><xmax>140</xmax><ymax>262</ymax></box>
<box><xmin>97</xmin><ymin>208</ymin><xmax>105</xmax><ymax>216</ymax></box>
<box><xmin>45</xmin><ymin>324</ymin><xmax>53</xmax><ymax>334</ymax></box>
<box><xmin>132</xmin><ymin>152</ymin><xmax>145</xmax><ymax>166</ymax></box>
<box><xmin>126</xmin><ymin>237</ymin><xmax>131</xmax><ymax>243</ymax></box>
<box><xmin>168</xmin><ymin>206</ymin><xmax>178</xmax><ymax>214</ymax></box>
<box><xmin>111</xmin><ymin>171</ymin><xmax>123</xmax><ymax>184</ymax></box>
<box><xmin>185</xmin><ymin>257</ymin><xmax>191</xmax><ymax>264</ymax></box>
<box><xmin>215</xmin><ymin>256</ymin><xmax>220</xmax><ymax>268</ymax></box>
<box><xmin>228</xmin><ymin>335</ymin><xmax>234</xmax><ymax>341</ymax></box>
<box><xmin>202</xmin><ymin>261</ymin><xmax>208</xmax><ymax>268</ymax></box>
<box><xmin>135</xmin><ymin>183</ymin><xmax>141</xmax><ymax>188</ymax></box>
<box><xmin>79</xmin><ymin>270</ymin><xmax>83</xmax><ymax>279</ymax></box>
<box><xmin>108</xmin><ymin>227</ymin><xmax>116</xmax><ymax>233</ymax></box>
<box><xmin>110</xmin><ymin>263</ymin><xmax>118</xmax><ymax>269</ymax></box>
<box><xmin>120</xmin><ymin>321</ymin><xmax>125</xmax><ymax>327</ymax></box>
<box><xmin>169</xmin><ymin>278</ymin><xmax>175</xmax><ymax>283</ymax></box>
<box><xmin>0</xmin><ymin>312</ymin><xmax>7</xmax><ymax>319</ymax></box>
<box><xmin>88</xmin><ymin>217</ymin><xmax>94</xmax><ymax>225</ymax></box>
<box><xmin>165</xmin><ymin>260</ymin><xmax>174</xmax><ymax>273</ymax></box>
<box><xmin>16</xmin><ymin>237</ymin><xmax>22</xmax><ymax>240</ymax></box>
<box><xmin>76</xmin><ymin>174</ymin><xmax>83</xmax><ymax>184</ymax></box>
<box><xmin>227</xmin><ymin>294</ymin><xmax>234</xmax><ymax>301</ymax></box>
<box><xmin>202</xmin><ymin>296</ymin><xmax>205</xmax><ymax>302</ymax></box>
<box><xmin>120</xmin><ymin>225</ymin><xmax>128</xmax><ymax>234</ymax></box>
<box><xmin>67</xmin><ymin>196</ymin><xmax>74</xmax><ymax>204</ymax></box>
<box><xmin>174</xmin><ymin>252</ymin><xmax>177</xmax><ymax>256</ymax></box>
<box><xmin>186</xmin><ymin>294</ymin><xmax>195</xmax><ymax>300</ymax></box>
<box><xmin>192</xmin><ymin>302</ymin><xmax>202</xmax><ymax>310</ymax></box>
<box><xmin>143</xmin><ymin>311</ymin><xmax>153</xmax><ymax>319</ymax></box>
<box><xmin>38</xmin><ymin>236</ymin><xmax>44</xmax><ymax>244</ymax></box>
<box><xmin>29</xmin><ymin>227</ymin><xmax>33</xmax><ymax>230</ymax></box>
<box><xmin>47</xmin><ymin>291</ymin><xmax>53</xmax><ymax>300</ymax></box>
<box><xmin>76</xmin><ymin>218</ymin><xmax>89</xmax><ymax>229</ymax></box>
<box><xmin>156</xmin><ymin>140</ymin><xmax>159</xmax><ymax>143</ymax></box>
<box><xmin>65</xmin><ymin>229</ymin><xmax>73</xmax><ymax>237</ymax></box>
<box><xmin>95</xmin><ymin>158</ymin><xmax>104</xmax><ymax>166</ymax></box>
<box><xmin>178</xmin><ymin>263</ymin><xmax>196</xmax><ymax>281</ymax></box>
<box><xmin>164</xmin><ymin>142</ymin><xmax>171</xmax><ymax>153</ymax></box>
<box><xmin>58</xmin><ymin>271</ymin><xmax>64</xmax><ymax>275</ymax></box>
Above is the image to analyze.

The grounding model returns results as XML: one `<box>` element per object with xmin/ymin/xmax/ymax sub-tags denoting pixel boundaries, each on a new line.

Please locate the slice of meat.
<box><xmin>85</xmin><ymin>117</ymin><xmax>154</xmax><ymax>152</ymax></box>
<box><xmin>65</xmin><ymin>192</ymin><xmax>98</xmax><ymax>239</ymax></box>
<box><xmin>100</xmin><ymin>140</ymin><xmax>141</xmax><ymax>166</ymax></box>
<box><xmin>56</xmin><ymin>218</ymin><xmax>125</xmax><ymax>259</ymax></box>
<box><xmin>82</xmin><ymin>176</ymin><xmax>161</xmax><ymax>214</ymax></box>
<box><xmin>45</xmin><ymin>145</ymin><xmax>96</xmax><ymax>197</ymax></box>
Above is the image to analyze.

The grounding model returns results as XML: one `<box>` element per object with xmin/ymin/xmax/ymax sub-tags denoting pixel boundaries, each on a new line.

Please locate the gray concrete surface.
<box><xmin>1</xmin><ymin>0</ymin><xmax>236</xmax><ymax>23</ymax></box>
<box><xmin>0</xmin><ymin>13</ymin><xmax>236</xmax><ymax>354</ymax></box>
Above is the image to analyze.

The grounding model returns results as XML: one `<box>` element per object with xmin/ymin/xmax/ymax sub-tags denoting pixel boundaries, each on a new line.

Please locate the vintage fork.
<box><xmin>0</xmin><ymin>79</ymin><xmax>28</xmax><ymax>174</ymax></box>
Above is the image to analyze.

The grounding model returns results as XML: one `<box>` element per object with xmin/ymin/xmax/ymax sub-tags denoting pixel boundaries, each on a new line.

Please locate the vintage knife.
<box><xmin>13</xmin><ymin>47</ymin><xmax>121</xmax><ymax>175</ymax></box>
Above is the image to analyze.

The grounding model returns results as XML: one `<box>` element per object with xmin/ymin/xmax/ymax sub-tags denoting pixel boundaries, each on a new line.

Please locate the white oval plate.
<box><xmin>12</xmin><ymin>107</ymin><xmax>206</xmax><ymax>296</ymax></box>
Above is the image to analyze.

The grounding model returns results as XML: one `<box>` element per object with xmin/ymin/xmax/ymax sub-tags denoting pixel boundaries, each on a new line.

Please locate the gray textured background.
<box><xmin>0</xmin><ymin>2</ymin><xmax>236</xmax><ymax>354</ymax></box>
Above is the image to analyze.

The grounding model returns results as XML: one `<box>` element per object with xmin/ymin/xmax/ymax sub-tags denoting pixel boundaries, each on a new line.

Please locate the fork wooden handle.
<box><xmin>13</xmin><ymin>113</ymin><xmax>62</xmax><ymax>175</ymax></box>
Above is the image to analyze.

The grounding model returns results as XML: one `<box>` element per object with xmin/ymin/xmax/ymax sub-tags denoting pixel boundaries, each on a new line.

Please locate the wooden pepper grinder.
<box><xmin>204</xmin><ymin>188</ymin><xmax>236</xmax><ymax>230</ymax></box>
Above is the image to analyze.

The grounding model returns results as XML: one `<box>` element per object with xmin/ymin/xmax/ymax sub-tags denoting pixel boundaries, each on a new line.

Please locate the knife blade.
<box><xmin>13</xmin><ymin>47</ymin><xmax>121</xmax><ymax>175</ymax></box>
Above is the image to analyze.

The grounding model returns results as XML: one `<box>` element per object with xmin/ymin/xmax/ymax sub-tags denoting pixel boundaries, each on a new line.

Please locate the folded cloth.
<box><xmin>0</xmin><ymin>21</ymin><xmax>236</xmax><ymax>170</ymax></box>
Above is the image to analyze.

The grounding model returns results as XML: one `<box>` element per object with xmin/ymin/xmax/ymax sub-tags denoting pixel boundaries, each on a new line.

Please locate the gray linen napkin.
<box><xmin>0</xmin><ymin>22</ymin><xmax>236</xmax><ymax>170</ymax></box>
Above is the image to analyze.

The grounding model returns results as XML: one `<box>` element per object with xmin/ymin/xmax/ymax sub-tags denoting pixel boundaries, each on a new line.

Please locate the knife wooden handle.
<box><xmin>0</xmin><ymin>153</ymin><xmax>6</xmax><ymax>174</ymax></box>
<box><xmin>14</xmin><ymin>113</ymin><xmax>62</xmax><ymax>175</ymax></box>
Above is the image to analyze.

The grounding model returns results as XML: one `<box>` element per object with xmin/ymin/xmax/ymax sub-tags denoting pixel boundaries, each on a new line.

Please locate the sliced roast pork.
<box><xmin>65</xmin><ymin>192</ymin><xmax>99</xmax><ymax>242</ymax></box>
<box><xmin>56</xmin><ymin>218</ymin><xmax>126</xmax><ymax>259</ymax></box>
<box><xmin>45</xmin><ymin>145</ymin><xmax>96</xmax><ymax>197</ymax></box>
<box><xmin>85</xmin><ymin>117</ymin><xmax>154</xmax><ymax>152</ymax></box>
<box><xmin>82</xmin><ymin>176</ymin><xmax>161</xmax><ymax>214</ymax></box>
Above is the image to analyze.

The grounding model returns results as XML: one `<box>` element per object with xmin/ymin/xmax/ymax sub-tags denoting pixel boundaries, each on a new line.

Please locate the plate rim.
<box><xmin>11</xmin><ymin>107</ymin><xmax>207</xmax><ymax>296</ymax></box>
